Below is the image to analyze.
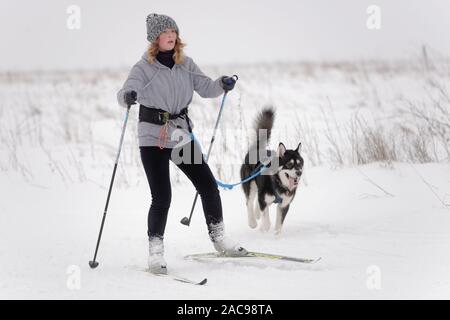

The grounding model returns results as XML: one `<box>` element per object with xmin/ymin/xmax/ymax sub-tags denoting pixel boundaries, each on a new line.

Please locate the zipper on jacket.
<box><xmin>169</xmin><ymin>67</ymin><xmax>175</xmax><ymax>112</ymax></box>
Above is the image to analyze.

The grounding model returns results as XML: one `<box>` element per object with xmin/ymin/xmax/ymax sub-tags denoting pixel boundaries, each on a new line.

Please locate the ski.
<box><xmin>184</xmin><ymin>251</ymin><xmax>321</xmax><ymax>264</ymax></box>
<box><xmin>126</xmin><ymin>265</ymin><xmax>207</xmax><ymax>285</ymax></box>
<box><xmin>156</xmin><ymin>273</ymin><xmax>208</xmax><ymax>286</ymax></box>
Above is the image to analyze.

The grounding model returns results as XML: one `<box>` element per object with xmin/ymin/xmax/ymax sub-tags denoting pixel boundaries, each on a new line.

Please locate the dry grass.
<box><xmin>1</xmin><ymin>54</ymin><xmax>449</xmax><ymax>185</ymax></box>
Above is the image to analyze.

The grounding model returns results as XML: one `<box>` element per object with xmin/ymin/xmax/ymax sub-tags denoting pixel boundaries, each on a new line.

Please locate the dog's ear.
<box><xmin>295</xmin><ymin>142</ymin><xmax>302</xmax><ymax>153</ymax></box>
<box><xmin>277</xmin><ymin>142</ymin><xmax>286</xmax><ymax>157</ymax></box>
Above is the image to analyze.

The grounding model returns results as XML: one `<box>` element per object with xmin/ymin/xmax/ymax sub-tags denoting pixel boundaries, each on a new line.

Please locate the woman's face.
<box><xmin>158</xmin><ymin>28</ymin><xmax>177</xmax><ymax>51</ymax></box>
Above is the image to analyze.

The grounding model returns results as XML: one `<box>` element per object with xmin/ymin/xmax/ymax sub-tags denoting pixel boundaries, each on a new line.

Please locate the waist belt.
<box><xmin>139</xmin><ymin>105</ymin><xmax>193</xmax><ymax>149</ymax></box>
<box><xmin>139</xmin><ymin>105</ymin><xmax>192</xmax><ymax>133</ymax></box>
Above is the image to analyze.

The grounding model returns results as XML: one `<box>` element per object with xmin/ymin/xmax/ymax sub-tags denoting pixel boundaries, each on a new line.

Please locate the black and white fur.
<box><xmin>240</xmin><ymin>107</ymin><xmax>303</xmax><ymax>234</ymax></box>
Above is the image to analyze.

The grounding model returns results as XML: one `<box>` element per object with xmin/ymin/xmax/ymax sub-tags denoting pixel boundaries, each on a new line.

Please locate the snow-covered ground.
<box><xmin>1</xmin><ymin>58</ymin><xmax>450</xmax><ymax>299</ymax></box>
<box><xmin>1</xmin><ymin>162</ymin><xmax>449</xmax><ymax>299</ymax></box>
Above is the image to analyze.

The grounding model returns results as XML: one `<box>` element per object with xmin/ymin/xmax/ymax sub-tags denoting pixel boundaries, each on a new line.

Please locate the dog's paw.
<box><xmin>248</xmin><ymin>219</ymin><xmax>257</xmax><ymax>229</ymax></box>
<box><xmin>274</xmin><ymin>228</ymin><xmax>282</xmax><ymax>236</ymax></box>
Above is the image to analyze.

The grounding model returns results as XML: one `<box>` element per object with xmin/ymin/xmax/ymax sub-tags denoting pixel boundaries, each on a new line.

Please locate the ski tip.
<box><xmin>198</xmin><ymin>278</ymin><xmax>208</xmax><ymax>285</ymax></box>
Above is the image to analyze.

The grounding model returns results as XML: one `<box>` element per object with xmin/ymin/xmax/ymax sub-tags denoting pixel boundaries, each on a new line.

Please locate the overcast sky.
<box><xmin>0</xmin><ymin>0</ymin><xmax>448</xmax><ymax>71</ymax></box>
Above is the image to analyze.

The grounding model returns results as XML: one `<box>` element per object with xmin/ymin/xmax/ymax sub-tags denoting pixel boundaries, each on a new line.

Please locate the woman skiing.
<box><xmin>117</xmin><ymin>13</ymin><xmax>247</xmax><ymax>274</ymax></box>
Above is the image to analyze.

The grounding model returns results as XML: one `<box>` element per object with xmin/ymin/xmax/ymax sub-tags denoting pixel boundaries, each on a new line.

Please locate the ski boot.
<box><xmin>148</xmin><ymin>236</ymin><xmax>167</xmax><ymax>274</ymax></box>
<box><xmin>208</xmin><ymin>221</ymin><xmax>248</xmax><ymax>257</ymax></box>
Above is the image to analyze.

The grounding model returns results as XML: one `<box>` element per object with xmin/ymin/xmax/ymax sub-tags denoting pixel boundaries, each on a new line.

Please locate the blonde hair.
<box><xmin>147</xmin><ymin>35</ymin><xmax>186</xmax><ymax>65</ymax></box>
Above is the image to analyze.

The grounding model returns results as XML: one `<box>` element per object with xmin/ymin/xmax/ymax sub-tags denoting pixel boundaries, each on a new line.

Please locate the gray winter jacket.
<box><xmin>117</xmin><ymin>51</ymin><xmax>225</xmax><ymax>148</ymax></box>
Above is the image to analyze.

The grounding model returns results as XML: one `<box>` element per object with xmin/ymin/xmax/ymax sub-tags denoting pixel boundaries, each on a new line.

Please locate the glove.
<box><xmin>123</xmin><ymin>90</ymin><xmax>137</xmax><ymax>107</ymax></box>
<box><xmin>221</xmin><ymin>75</ymin><xmax>237</xmax><ymax>92</ymax></box>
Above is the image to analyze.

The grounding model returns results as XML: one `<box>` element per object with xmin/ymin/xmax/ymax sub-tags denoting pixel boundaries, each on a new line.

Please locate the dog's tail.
<box><xmin>245</xmin><ymin>106</ymin><xmax>276</xmax><ymax>164</ymax></box>
<box><xmin>240</xmin><ymin>106</ymin><xmax>275</xmax><ymax>194</ymax></box>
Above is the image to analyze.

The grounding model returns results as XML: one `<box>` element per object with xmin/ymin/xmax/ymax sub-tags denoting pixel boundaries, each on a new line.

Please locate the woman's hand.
<box><xmin>120</xmin><ymin>90</ymin><xmax>137</xmax><ymax>108</ymax></box>
<box><xmin>221</xmin><ymin>75</ymin><xmax>238</xmax><ymax>92</ymax></box>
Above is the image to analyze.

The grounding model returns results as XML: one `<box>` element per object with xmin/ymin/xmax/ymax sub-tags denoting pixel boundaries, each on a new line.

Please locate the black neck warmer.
<box><xmin>156</xmin><ymin>49</ymin><xmax>175</xmax><ymax>69</ymax></box>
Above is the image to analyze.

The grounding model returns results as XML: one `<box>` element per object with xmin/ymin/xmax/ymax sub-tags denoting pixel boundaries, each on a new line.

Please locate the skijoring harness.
<box><xmin>139</xmin><ymin>104</ymin><xmax>192</xmax><ymax>149</ymax></box>
<box><xmin>139</xmin><ymin>104</ymin><xmax>283</xmax><ymax>203</ymax></box>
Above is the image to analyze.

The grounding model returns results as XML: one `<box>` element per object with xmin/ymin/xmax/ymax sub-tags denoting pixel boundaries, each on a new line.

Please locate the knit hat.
<box><xmin>146</xmin><ymin>13</ymin><xmax>179</xmax><ymax>43</ymax></box>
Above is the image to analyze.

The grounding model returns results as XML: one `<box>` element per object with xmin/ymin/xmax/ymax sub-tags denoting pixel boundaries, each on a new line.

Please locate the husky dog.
<box><xmin>240</xmin><ymin>107</ymin><xmax>303</xmax><ymax>234</ymax></box>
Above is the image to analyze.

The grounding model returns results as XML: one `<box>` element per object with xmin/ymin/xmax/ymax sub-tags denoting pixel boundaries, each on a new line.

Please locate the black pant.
<box><xmin>140</xmin><ymin>140</ymin><xmax>223</xmax><ymax>239</ymax></box>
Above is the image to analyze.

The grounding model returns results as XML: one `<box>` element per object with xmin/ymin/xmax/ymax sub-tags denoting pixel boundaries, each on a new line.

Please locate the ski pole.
<box><xmin>89</xmin><ymin>104</ymin><xmax>132</xmax><ymax>269</ymax></box>
<box><xmin>180</xmin><ymin>75</ymin><xmax>238</xmax><ymax>226</ymax></box>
